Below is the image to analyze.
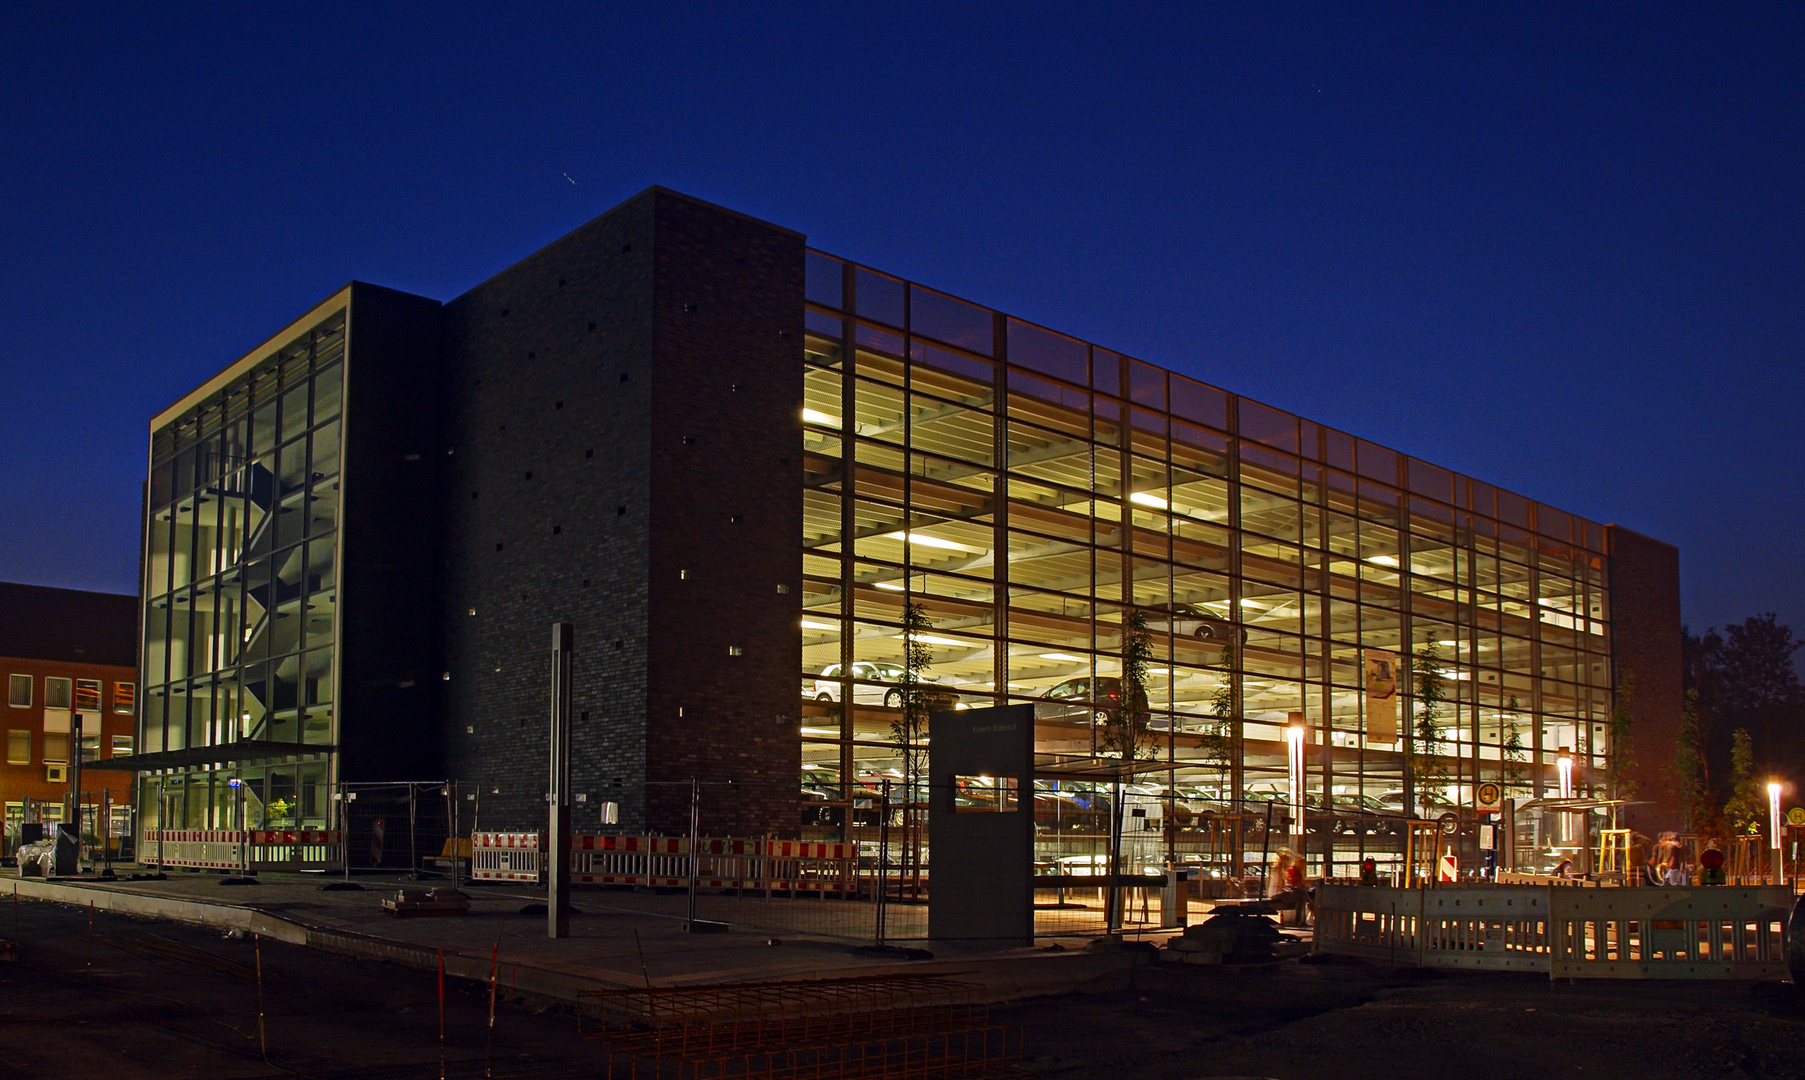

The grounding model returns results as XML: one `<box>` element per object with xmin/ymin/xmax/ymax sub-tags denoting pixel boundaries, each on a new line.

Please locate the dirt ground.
<box><xmin>1001</xmin><ymin>957</ymin><xmax>1805</xmax><ymax>1080</ymax></box>
<box><xmin>3</xmin><ymin>897</ymin><xmax>1801</xmax><ymax>1079</ymax></box>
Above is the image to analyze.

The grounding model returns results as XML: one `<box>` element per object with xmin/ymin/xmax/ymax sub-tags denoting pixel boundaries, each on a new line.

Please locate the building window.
<box><xmin>42</xmin><ymin>733</ymin><xmax>68</xmax><ymax>764</ymax></box>
<box><xmin>44</xmin><ymin>677</ymin><xmax>72</xmax><ymax>709</ymax></box>
<box><xmin>75</xmin><ymin>679</ymin><xmax>102</xmax><ymax>711</ymax></box>
<box><xmin>7</xmin><ymin>675</ymin><xmax>27</xmax><ymax>708</ymax></box>
<box><xmin>114</xmin><ymin>682</ymin><xmax>134</xmax><ymax>714</ymax></box>
<box><xmin>5</xmin><ymin>730</ymin><xmax>27</xmax><ymax>764</ymax></box>
<box><xmin>111</xmin><ymin>735</ymin><xmax>134</xmax><ymax>757</ymax></box>
<box><xmin>80</xmin><ymin>734</ymin><xmax>101</xmax><ymax>762</ymax></box>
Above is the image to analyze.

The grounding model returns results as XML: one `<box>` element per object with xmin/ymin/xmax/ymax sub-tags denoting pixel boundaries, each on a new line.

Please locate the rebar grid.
<box><xmin>579</xmin><ymin>975</ymin><xmax>1026</xmax><ymax>1080</ymax></box>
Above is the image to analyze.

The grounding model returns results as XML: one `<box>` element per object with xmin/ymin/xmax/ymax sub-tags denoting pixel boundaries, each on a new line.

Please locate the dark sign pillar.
<box><xmin>928</xmin><ymin>704</ymin><xmax>1035</xmax><ymax>945</ymax></box>
<box><xmin>548</xmin><ymin>623</ymin><xmax>573</xmax><ymax>939</ymax></box>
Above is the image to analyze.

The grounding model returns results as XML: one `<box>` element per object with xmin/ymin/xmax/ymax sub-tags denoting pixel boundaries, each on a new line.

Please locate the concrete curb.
<box><xmin>6</xmin><ymin>878</ymin><xmax>1138</xmax><ymax>1005</ymax></box>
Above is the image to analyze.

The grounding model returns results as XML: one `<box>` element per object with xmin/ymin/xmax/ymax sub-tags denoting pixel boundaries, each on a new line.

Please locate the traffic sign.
<box><xmin>1787</xmin><ymin>806</ymin><xmax>1805</xmax><ymax>828</ymax></box>
<box><xmin>1476</xmin><ymin>781</ymin><xmax>1503</xmax><ymax>814</ymax></box>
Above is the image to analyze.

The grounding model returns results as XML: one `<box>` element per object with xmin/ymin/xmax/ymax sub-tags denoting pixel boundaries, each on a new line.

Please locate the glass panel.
<box><xmin>806</xmin><ymin>251</ymin><xmax>844</xmax><ymax>309</ymax></box>
<box><xmin>855</xmin><ymin>268</ymin><xmax>905</xmax><ymax>327</ymax></box>
<box><xmin>1006</xmin><ymin>319</ymin><xmax>1087</xmax><ymax>386</ymax></box>
<box><xmin>909</xmin><ymin>285</ymin><xmax>992</xmax><ymax>356</ymax></box>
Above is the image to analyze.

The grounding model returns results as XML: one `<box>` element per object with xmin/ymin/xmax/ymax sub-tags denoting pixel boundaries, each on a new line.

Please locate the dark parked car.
<box><xmin>1035</xmin><ymin>676</ymin><xmax>1149</xmax><ymax>726</ymax></box>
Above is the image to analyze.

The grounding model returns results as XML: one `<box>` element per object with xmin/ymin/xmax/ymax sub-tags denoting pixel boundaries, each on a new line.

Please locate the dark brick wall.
<box><xmin>436</xmin><ymin>192</ymin><xmax>659</xmax><ymax>832</ymax></box>
<box><xmin>1606</xmin><ymin>525</ymin><xmax>1685</xmax><ymax>834</ymax></box>
<box><xmin>644</xmin><ymin>194</ymin><xmax>805</xmax><ymax>836</ymax></box>
<box><xmin>338</xmin><ymin>283</ymin><xmax>444</xmax><ymax>781</ymax></box>
<box><xmin>434</xmin><ymin>189</ymin><xmax>804</xmax><ymax>836</ymax></box>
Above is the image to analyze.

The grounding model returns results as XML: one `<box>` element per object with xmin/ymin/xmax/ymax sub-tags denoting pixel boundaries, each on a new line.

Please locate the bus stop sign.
<box><xmin>1476</xmin><ymin>781</ymin><xmax>1503</xmax><ymax>814</ymax></box>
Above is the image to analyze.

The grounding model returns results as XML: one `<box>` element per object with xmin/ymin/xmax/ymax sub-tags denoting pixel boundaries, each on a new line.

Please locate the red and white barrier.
<box><xmin>470</xmin><ymin>833</ymin><xmax>858</xmax><ymax>891</ymax></box>
<box><xmin>470</xmin><ymin>831</ymin><xmax>544</xmax><ymax>882</ymax></box>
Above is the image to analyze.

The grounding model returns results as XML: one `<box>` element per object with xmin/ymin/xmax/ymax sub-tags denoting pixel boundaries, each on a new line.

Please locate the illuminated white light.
<box><xmin>1436</xmin><ymin>639</ymin><xmax>1459</xmax><ymax>647</ymax></box>
<box><xmin>1769</xmin><ymin>782</ymin><xmax>1784</xmax><ymax>851</ymax></box>
<box><xmin>1238</xmin><ymin>598</ymin><xmax>1265</xmax><ymax>609</ymax></box>
<box><xmin>801</xmin><ymin>408</ymin><xmax>841</xmax><ymax>427</ymax></box>
<box><xmin>799</xmin><ymin>726</ymin><xmax>839</xmax><ymax>736</ymax></box>
<box><xmin>800</xmin><ymin>619</ymin><xmax>838</xmax><ymax>631</ymax></box>
<box><xmin>884</xmin><ymin>530</ymin><xmax>966</xmax><ymax>551</ymax></box>
<box><xmin>1129</xmin><ymin>491</ymin><xmax>1168</xmax><ymax>509</ymax></box>
<box><xmin>1366</xmin><ymin>555</ymin><xmax>1399</xmax><ymax>567</ymax></box>
<box><xmin>1557</xmin><ymin>747</ymin><xmax>1574</xmax><ymax>799</ymax></box>
<box><xmin>1286</xmin><ymin>715</ymin><xmax>1307</xmax><ymax>843</ymax></box>
<box><xmin>1039</xmin><ymin>653</ymin><xmax>1084</xmax><ymax>662</ymax></box>
<box><xmin>873</xmin><ymin>581</ymin><xmax>905</xmax><ymax>591</ymax></box>
<box><xmin>897</xmin><ymin>632</ymin><xmax>971</xmax><ymax>647</ymax></box>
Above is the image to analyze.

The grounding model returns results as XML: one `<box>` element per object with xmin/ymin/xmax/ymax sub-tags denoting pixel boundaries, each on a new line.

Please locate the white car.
<box><xmin>809</xmin><ymin>662</ymin><xmax>937</xmax><ymax>707</ymax></box>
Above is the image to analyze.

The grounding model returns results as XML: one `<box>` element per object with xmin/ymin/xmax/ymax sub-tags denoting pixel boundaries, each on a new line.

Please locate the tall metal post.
<box><xmin>548</xmin><ymin>623</ymin><xmax>574</xmax><ymax>939</ymax></box>
<box><xmin>69</xmin><ymin>712</ymin><xmax>84</xmax><ymax>868</ymax></box>
<box><xmin>876</xmin><ymin>779</ymin><xmax>890</xmax><ymax>947</ymax></box>
<box><xmin>686</xmin><ymin>779</ymin><xmax>701</xmax><ymax>927</ymax></box>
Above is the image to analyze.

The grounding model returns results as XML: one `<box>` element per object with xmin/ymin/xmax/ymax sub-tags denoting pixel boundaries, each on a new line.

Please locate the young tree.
<box><xmin>1102</xmin><ymin>608</ymin><xmax>1155</xmax><ymax>760</ymax></box>
<box><xmin>1200</xmin><ymin>643</ymin><xmax>1236</xmax><ymax>795</ymax></box>
<box><xmin>1501</xmin><ymin>694</ymin><xmax>1528</xmax><ymax>797</ymax></box>
<box><xmin>1723</xmin><ymin>728</ymin><xmax>1763</xmax><ymax>836</ymax></box>
<box><xmin>893</xmin><ymin>602</ymin><xmax>934</xmax><ymax>890</ymax></box>
<box><xmin>1411</xmin><ymin>642</ymin><xmax>1448</xmax><ymax>815</ymax></box>
<box><xmin>1605</xmin><ymin>670</ymin><xmax>1638</xmax><ymax>800</ymax></box>
<box><xmin>1671</xmin><ymin>689</ymin><xmax>1710</xmax><ymax>834</ymax></box>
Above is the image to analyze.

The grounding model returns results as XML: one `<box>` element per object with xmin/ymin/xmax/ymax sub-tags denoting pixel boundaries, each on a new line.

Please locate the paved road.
<box><xmin>0</xmin><ymin>896</ymin><xmax>609</xmax><ymax>1079</ymax></box>
<box><xmin>1005</xmin><ymin>960</ymin><xmax>1805</xmax><ymax>1080</ymax></box>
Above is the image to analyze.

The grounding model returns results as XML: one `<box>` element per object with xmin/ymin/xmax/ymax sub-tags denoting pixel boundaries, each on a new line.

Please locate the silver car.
<box><xmin>1140</xmin><ymin>603</ymin><xmax>1244</xmax><ymax>644</ymax></box>
<box><xmin>809</xmin><ymin>662</ymin><xmax>937</xmax><ymax>707</ymax></box>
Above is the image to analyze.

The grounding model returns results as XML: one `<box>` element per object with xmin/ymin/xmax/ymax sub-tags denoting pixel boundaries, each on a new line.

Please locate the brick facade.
<box><xmin>437</xmin><ymin>189</ymin><xmax>802</xmax><ymax>836</ymax></box>
<box><xmin>1606</xmin><ymin>525</ymin><xmax>1685</xmax><ymax>834</ymax></box>
<box><xmin>0</xmin><ymin>583</ymin><xmax>139</xmax><ymax>830</ymax></box>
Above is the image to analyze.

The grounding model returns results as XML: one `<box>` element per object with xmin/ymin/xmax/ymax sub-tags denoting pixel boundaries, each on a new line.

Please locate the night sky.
<box><xmin>2</xmin><ymin>5</ymin><xmax>1800</xmax><ymax>642</ymax></box>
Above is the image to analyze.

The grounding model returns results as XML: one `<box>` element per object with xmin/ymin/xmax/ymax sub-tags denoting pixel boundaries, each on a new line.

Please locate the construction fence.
<box><xmin>1315</xmin><ymin>883</ymin><xmax>1795</xmax><ymax>979</ymax></box>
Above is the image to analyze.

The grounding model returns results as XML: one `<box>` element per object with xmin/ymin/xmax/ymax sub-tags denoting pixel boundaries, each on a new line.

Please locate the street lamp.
<box><xmin>1768</xmin><ymin>780</ymin><xmax>1784</xmax><ymax>882</ymax></box>
<box><xmin>1286</xmin><ymin>712</ymin><xmax>1307</xmax><ymax>864</ymax></box>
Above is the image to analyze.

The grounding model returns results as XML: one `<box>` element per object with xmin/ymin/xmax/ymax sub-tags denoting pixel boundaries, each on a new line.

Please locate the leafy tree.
<box><xmin>1501</xmin><ymin>694</ymin><xmax>1528</xmax><ymax>796</ymax></box>
<box><xmin>1199</xmin><ymin>643</ymin><xmax>1236</xmax><ymax>794</ymax></box>
<box><xmin>1671</xmin><ymin>689</ymin><xmax>1710</xmax><ymax>834</ymax></box>
<box><xmin>893</xmin><ymin>602</ymin><xmax>934</xmax><ymax>891</ymax></box>
<box><xmin>1717</xmin><ymin>614</ymin><xmax>1805</xmax><ymax>783</ymax></box>
<box><xmin>1605</xmin><ymin>670</ymin><xmax>1638</xmax><ymax>799</ymax></box>
<box><xmin>1102</xmin><ymin>608</ymin><xmax>1155</xmax><ymax>760</ymax></box>
<box><xmin>892</xmin><ymin>602</ymin><xmax>934</xmax><ymax>795</ymax></box>
<box><xmin>1724</xmin><ymin>728</ymin><xmax>1764</xmax><ymax>835</ymax></box>
<box><xmin>1410</xmin><ymin>642</ymin><xmax>1448</xmax><ymax>814</ymax></box>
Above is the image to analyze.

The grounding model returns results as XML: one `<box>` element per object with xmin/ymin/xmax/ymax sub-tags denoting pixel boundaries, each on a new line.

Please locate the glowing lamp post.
<box><xmin>1769</xmin><ymin>781</ymin><xmax>1784</xmax><ymax>882</ymax></box>
<box><xmin>1286</xmin><ymin>713</ymin><xmax>1307</xmax><ymax>862</ymax></box>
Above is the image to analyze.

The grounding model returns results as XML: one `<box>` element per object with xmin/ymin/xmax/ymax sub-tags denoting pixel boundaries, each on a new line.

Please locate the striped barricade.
<box><xmin>140</xmin><ymin>829</ymin><xmax>245</xmax><ymax>871</ymax></box>
<box><xmin>570</xmin><ymin>835</ymin><xmax>692</xmax><ymax>887</ymax></box>
<box><xmin>470</xmin><ymin>833</ymin><xmax>863</xmax><ymax>894</ymax></box>
<box><xmin>248</xmin><ymin>829</ymin><xmax>345</xmax><ymax>872</ymax></box>
<box><xmin>470</xmin><ymin>832</ymin><xmax>545</xmax><ymax>882</ymax></box>
<box><xmin>760</xmin><ymin>839</ymin><xmax>858</xmax><ymax>894</ymax></box>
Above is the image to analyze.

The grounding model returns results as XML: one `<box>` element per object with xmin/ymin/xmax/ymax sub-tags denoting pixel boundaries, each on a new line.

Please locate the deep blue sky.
<box><xmin>2</xmin><ymin>4</ymin><xmax>1800</xmax><ymax>640</ymax></box>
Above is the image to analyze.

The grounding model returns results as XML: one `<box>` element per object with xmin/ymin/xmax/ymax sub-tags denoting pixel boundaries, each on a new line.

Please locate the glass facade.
<box><xmin>797</xmin><ymin>251</ymin><xmax>1615</xmax><ymax>872</ymax></box>
<box><xmin>137</xmin><ymin>309</ymin><xmax>343</xmax><ymax>832</ymax></box>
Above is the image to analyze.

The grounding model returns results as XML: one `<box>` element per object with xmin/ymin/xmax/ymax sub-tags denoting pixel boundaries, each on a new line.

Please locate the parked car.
<box><xmin>1034</xmin><ymin>677</ymin><xmax>1150</xmax><ymax>726</ymax></box>
<box><xmin>1139</xmin><ymin>603</ymin><xmax>1246</xmax><ymax>645</ymax></box>
<box><xmin>809</xmin><ymin>662</ymin><xmax>938</xmax><ymax>706</ymax></box>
